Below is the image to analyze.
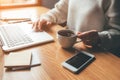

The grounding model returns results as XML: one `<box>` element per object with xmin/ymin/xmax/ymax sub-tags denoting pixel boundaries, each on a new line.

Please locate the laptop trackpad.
<box><xmin>28</xmin><ymin>32</ymin><xmax>53</xmax><ymax>42</ymax></box>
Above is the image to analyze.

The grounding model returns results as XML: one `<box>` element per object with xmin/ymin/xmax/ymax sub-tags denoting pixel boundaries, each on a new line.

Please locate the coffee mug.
<box><xmin>57</xmin><ymin>29</ymin><xmax>77</xmax><ymax>49</ymax></box>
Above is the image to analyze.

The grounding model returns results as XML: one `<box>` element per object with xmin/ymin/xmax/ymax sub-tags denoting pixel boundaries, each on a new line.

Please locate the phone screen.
<box><xmin>66</xmin><ymin>52</ymin><xmax>92</xmax><ymax>68</ymax></box>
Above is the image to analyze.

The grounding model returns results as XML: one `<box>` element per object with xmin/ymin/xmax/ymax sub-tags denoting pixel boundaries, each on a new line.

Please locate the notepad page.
<box><xmin>4</xmin><ymin>51</ymin><xmax>32</xmax><ymax>68</ymax></box>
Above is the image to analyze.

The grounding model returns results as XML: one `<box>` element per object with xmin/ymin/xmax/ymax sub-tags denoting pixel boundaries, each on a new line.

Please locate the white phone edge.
<box><xmin>61</xmin><ymin>62</ymin><xmax>78</xmax><ymax>73</ymax></box>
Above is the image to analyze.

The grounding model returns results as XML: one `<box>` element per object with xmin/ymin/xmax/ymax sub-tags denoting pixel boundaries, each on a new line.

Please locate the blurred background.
<box><xmin>0</xmin><ymin>0</ymin><xmax>59</xmax><ymax>9</ymax></box>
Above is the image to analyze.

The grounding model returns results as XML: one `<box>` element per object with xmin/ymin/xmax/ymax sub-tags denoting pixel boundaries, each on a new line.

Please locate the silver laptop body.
<box><xmin>0</xmin><ymin>23</ymin><xmax>54</xmax><ymax>52</ymax></box>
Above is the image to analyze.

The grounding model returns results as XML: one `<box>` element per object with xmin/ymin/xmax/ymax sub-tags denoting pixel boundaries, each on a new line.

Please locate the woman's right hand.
<box><xmin>32</xmin><ymin>18</ymin><xmax>52</xmax><ymax>32</ymax></box>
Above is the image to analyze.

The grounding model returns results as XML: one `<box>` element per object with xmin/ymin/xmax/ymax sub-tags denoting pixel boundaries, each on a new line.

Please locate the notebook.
<box><xmin>4</xmin><ymin>51</ymin><xmax>32</xmax><ymax>68</ymax></box>
<box><xmin>4</xmin><ymin>50</ymin><xmax>41</xmax><ymax>71</ymax></box>
<box><xmin>0</xmin><ymin>23</ymin><xmax>54</xmax><ymax>52</ymax></box>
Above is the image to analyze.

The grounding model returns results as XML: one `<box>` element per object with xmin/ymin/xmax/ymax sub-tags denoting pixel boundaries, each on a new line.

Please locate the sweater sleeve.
<box><xmin>98</xmin><ymin>0</ymin><xmax>120</xmax><ymax>50</ymax></box>
<box><xmin>40</xmin><ymin>0</ymin><xmax>68</xmax><ymax>24</ymax></box>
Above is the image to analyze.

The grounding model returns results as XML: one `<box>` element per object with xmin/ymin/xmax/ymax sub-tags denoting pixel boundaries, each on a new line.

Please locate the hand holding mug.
<box><xmin>77</xmin><ymin>30</ymin><xmax>101</xmax><ymax>47</ymax></box>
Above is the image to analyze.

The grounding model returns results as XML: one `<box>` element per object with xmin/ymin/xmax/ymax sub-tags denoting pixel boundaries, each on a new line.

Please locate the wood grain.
<box><xmin>0</xmin><ymin>6</ymin><xmax>120</xmax><ymax>80</ymax></box>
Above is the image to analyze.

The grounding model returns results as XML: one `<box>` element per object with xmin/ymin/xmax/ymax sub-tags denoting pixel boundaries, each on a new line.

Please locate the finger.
<box><xmin>78</xmin><ymin>30</ymin><xmax>98</xmax><ymax>39</ymax></box>
<box><xmin>46</xmin><ymin>21</ymin><xmax>52</xmax><ymax>25</ymax></box>
<box><xmin>38</xmin><ymin>20</ymin><xmax>47</xmax><ymax>31</ymax></box>
<box><xmin>32</xmin><ymin>22</ymin><xmax>37</xmax><ymax>29</ymax></box>
<box><xmin>77</xmin><ymin>33</ymin><xmax>87</xmax><ymax>39</ymax></box>
<box><xmin>77</xmin><ymin>32</ymin><xmax>82</xmax><ymax>35</ymax></box>
<box><xmin>32</xmin><ymin>23</ymin><xmax>34</xmax><ymax>29</ymax></box>
<box><xmin>82</xmin><ymin>30</ymin><xmax>97</xmax><ymax>34</ymax></box>
<box><xmin>37</xmin><ymin>21</ymin><xmax>42</xmax><ymax>31</ymax></box>
<box><xmin>80</xmin><ymin>30</ymin><xmax>97</xmax><ymax>36</ymax></box>
<box><xmin>32</xmin><ymin>21</ymin><xmax>40</xmax><ymax>32</ymax></box>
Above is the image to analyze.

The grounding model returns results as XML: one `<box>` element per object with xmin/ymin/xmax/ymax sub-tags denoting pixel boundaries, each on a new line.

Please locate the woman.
<box><xmin>33</xmin><ymin>0</ymin><xmax>120</xmax><ymax>56</ymax></box>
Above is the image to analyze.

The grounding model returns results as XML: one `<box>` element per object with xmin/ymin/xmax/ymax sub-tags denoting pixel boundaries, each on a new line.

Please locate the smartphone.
<box><xmin>61</xmin><ymin>51</ymin><xmax>95</xmax><ymax>74</ymax></box>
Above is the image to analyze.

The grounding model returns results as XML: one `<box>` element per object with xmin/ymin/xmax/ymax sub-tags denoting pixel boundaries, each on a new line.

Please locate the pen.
<box><xmin>0</xmin><ymin>18</ymin><xmax>31</xmax><ymax>24</ymax></box>
<box><xmin>0</xmin><ymin>18</ymin><xmax>31</xmax><ymax>21</ymax></box>
<box><xmin>7</xmin><ymin>19</ymin><xmax>31</xmax><ymax>24</ymax></box>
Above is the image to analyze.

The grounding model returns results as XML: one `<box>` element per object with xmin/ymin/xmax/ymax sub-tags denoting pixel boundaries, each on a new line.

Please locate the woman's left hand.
<box><xmin>77</xmin><ymin>30</ymin><xmax>101</xmax><ymax>47</ymax></box>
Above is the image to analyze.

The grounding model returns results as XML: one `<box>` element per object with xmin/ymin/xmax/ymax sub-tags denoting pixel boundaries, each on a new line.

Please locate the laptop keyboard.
<box><xmin>0</xmin><ymin>25</ymin><xmax>33</xmax><ymax>47</ymax></box>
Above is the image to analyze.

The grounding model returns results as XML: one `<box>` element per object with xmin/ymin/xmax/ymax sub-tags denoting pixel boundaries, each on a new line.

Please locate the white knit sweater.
<box><xmin>41</xmin><ymin>0</ymin><xmax>120</xmax><ymax>50</ymax></box>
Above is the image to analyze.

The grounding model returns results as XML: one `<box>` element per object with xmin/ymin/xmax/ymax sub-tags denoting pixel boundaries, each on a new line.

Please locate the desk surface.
<box><xmin>0</xmin><ymin>6</ymin><xmax>120</xmax><ymax>80</ymax></box>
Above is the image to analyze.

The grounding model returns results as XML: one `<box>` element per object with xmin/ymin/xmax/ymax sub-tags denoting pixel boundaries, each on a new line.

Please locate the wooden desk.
<box><xmin>0</xmin><ymin>6</ymin><xmax>120</xmax><ymax>80</ymax></box>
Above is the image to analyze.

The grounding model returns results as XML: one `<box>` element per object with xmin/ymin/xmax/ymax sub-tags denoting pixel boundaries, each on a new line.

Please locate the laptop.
<box><xmin>0</xmin><ymin>23</ymin><xmax>54</xmax><ymax>52</ymax></box>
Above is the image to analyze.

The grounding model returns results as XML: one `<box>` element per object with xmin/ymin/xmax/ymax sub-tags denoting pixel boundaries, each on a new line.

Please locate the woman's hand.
<box><xmin>77</xmin><ymin>30</ymin><xmax>101</xmax><ymax>47</ymax></box>
<box><xmin>32</xmin><ymin>18</ymin><xmax>52</xmax><ymax>32</ymax></box>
